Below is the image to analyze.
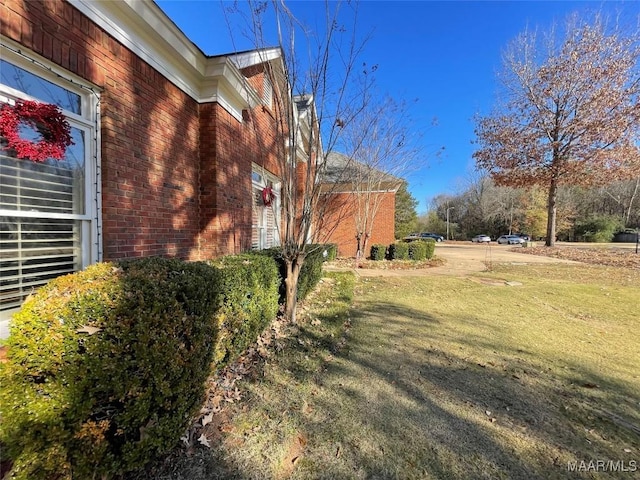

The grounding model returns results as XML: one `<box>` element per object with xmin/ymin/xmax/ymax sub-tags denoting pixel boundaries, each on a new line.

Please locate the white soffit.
<box><xmin>69</xmin><ymin>0</ymin><xmax>258</xmax><ymax>120</ymax></box>
<box><xmin>229</xmin><ymin>48</ymin><xmax>282</xmax><ymax>69</ymax></box>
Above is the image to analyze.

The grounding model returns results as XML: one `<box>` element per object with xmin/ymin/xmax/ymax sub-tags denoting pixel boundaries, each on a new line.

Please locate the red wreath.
<box><xmin>261</xmin><ymin>186</ymin><xmax>275</xmax><ymax>206</ymax></box>
<box><xmin>0</xmin><ymin>100</ymin><xmax>73</xmax><ymax>162</ymax></box>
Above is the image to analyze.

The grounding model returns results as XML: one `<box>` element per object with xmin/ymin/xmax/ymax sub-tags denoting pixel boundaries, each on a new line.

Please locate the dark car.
<box><xmin>419</xmin><ymin>232</ymin><xmax>444</xmax><ymax>242</ymax></box>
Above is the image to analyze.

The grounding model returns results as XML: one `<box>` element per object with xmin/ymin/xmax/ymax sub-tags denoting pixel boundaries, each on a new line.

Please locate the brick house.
<box><xmin>0</xmin><ymin>0</ymin><xmax>305</xmax><ymax>334</ymax></box>
<box><xmin>319</xmin><ymin>152</ymin><xmax>400</xmax><ymax>257</ymax></box>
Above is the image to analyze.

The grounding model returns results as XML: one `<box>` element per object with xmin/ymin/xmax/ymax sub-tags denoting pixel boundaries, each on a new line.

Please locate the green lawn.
<box><xmin>131</xmin><ymin>264</ymin><xmax>640</xmax><ymax>479</ymax></box>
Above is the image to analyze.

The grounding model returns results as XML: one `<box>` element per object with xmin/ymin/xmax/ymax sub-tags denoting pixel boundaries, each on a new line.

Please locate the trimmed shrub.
<box><xmin>298</xmin><ymin>245</ymin><xmax>326</xmax><ymax>301</ymax></box>
<box><xmin>0</xmin><ymin>258</ymin><xmax>221</xmax><ymax>480</ymax></box>
<box><xmin>370</xmin><ymin>244</ymin><xmax>387</xmax><ymax>260</ymax></box>
<box><xmin>208</xmin><ymin>253</ymin><xmax>280</xmax><ymax>367</ymax></box>
<box><xmin>424</xmin><ymin>238</ymin><xmax>436</xmax><ymax>259</ymax></box>
<box><xmin>408</xmin><ymin>240</ymin><xmax>427</xmax><ymax>260</ymax></box>
<box><xmin>388</xmin><ymin>242</ymin><xmax>409</xmax><ymax>260</ymax></box>
<box><xmin>258</xmin><ymin>244</ymin><xmax>327</xmax><ymax>302</ymax></box>
<box><xmin>323</xmin><ymin>243</ymin><xmax>338</xmax><ymax>261</ymax></box>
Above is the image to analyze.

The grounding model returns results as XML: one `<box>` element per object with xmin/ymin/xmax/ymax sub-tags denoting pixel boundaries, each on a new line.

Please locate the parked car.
<box><xmin>497</xmin><ymin>235</ymin><xmax>525</xmax><ymax>245</ymax></box>
<box><xmin>403</xmin><ymin>232</ymin><xmax>420</xmax><ymax>241</ymax></box>
<box><xmin>404</xmin><ymin>232</ymin><xmax>444</xmax><ymax>242</ymax></box>
<box><xmin>514</xmin><ymin>233</ymin><xmax>530</xmax><ymax>241</ymax></box>
<box><xmin>419</xmin><ymin>232</ymin><xmax>444</xmax><ymax>242</ymax></box>
<box><xmin>471</xmin><ymin>234</ymin><xmax>491</xmax><ymax>243</ymax></box>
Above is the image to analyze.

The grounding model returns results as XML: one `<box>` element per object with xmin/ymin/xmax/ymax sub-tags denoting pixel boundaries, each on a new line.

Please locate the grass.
<box><xmin>130</xmin><ymin>264</ymin><xmax>639</xmax><ymax>479</ymax></box>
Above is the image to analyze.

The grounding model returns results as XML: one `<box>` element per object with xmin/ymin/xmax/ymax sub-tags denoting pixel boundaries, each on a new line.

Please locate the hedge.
<box><xmin>408</xmin><ymin>241</ymin><xmax>427</xmax><ymax>260</ymax></box>
<box><xmin>370</xmin><ymin>244</ymin><xmax>387</xmax><ymax>260</ymax></box>
<box><xmin>208</xmin><ymin>253</ymin><xmax>280</xmax><ymax>367</ymax></box>
<box><xmin>259</xmin><ymin>244</ymin><xmax>330</xmax><ymax>302</ymax></box>
<box><xmin>387</xmin><ymin>242</ymin><xmax>409</xmax><ymax>260</ymax></box>
<box><xmin>424</xmin><ymin>238</ymin><xmax>436</xmax><ymax>259</ymax></box>
<box><xmin>0</xmin><ymin>258</ymin><xmax>221</xmax><ymax>480</ymax></box>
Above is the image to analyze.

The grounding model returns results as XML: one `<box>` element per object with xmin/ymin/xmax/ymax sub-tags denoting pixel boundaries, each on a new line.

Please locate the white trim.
<box><xmin>321</xmin><ymin>189</ymin><xmax>399</xmax><ymax>195</ymax></box>
<box><xmin>0</xmin><ymin>50</ymin><xmax>101</xmax><ymax>328</ymax></box>
<box><xmin>229</xmin><ymin>48</ymin><xmax>282</xmax><ymax>69</ymax></box>
<box><xmin>69</xmin><ymin>0</ymin><xmax>261</xmax><ymax>122</ymax></box>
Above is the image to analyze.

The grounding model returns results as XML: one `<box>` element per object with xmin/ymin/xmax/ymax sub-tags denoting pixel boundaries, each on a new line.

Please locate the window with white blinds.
<box><xmin>251</xmin><ymin>167</ymin><xmax>280</xmax><ymax>250</ymax></box>
<box><xmin>0</xmin><ymin>52</ymin><xmax>99</xmax><ymax>319</ymax></box>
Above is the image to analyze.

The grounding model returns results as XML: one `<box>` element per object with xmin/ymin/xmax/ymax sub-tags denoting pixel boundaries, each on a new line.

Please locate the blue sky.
<box><xmin>156</xmin><ymin>0</ymin><xmax>639</xmax><ymax>213</ymax></box>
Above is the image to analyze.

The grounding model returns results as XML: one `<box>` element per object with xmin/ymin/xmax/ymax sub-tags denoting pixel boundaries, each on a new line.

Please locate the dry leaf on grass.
<box><xmin>198</xmin><ymin>433</ymin><xmax>210</xmax><ymax>448</ymax></box>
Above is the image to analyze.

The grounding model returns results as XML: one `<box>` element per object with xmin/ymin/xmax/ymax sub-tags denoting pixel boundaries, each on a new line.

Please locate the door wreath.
<box><xmin>261</xmin><ymin>186</ymin><xmax>275</xmax><ymax>206</ymax></box>
<box><xmin>0</xmin><ymin>100</ymin><xmax>73</xmax><ymax>162</ymax></box>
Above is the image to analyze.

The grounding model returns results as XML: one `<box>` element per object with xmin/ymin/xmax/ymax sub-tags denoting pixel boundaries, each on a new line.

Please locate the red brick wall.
<box><xmin>1</xmin><ymin>0</ymin><xmax>291</xmax><ymax>263</ymax></box>
<box><xmin>198</xmin><ymin>67</ymin><xmax>281</xmax><ymax>258</ymax></box>
<box><xmin>1</xmin><ymin>0</ymin><xmax>202</xmax><ymax>260</ymax></box>
<box><xmin>320</xmin><ymin>191</ymin><xmax>396</xmax><ymax>257</ymax></box>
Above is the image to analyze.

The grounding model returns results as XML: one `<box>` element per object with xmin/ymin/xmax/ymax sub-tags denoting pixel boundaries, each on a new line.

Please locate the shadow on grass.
<box><xmin>128</xmin><ymin>282</ymin><xmax>638</xmax><ymax>480</ymax></box>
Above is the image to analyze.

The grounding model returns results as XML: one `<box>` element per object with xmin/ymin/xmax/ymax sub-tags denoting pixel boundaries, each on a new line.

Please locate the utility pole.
<box><xmin>446</xmin><ymin>206</ymin><xmax>455</xmax><ymax>240</ymax></box>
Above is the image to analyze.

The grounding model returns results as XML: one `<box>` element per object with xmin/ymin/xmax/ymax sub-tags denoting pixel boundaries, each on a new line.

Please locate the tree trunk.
<box><xmin>545</xmin><ymin>178</ymin><xmax>558</xmax><ymax>247</ymax></box>
<box><xmin>284</xmin><ymin>255</ymin><xmax>302</xmax><ymax>323</ymax></box>
<box><xmin>361</xmin><ymin>233</ymin><xmax>370</xmax><ymax>263</ymax></box>
<box><xmin>355</xmin><ymin>233</ymin><xmax>363</xmax><ymax>268</ymax></box>
<box><xmin>625</xmin><ymin>178</ymin><xmax>639</xmax><ymax>226</ymax></box>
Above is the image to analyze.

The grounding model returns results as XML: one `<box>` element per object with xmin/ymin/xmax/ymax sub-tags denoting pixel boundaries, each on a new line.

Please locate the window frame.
<box><xmin>251</xmin><ymin>164</ymin><xmax>281</xmax><ymax>250</ymax></box>
<box><xmin>0</xmin><ymin>45</ymin><xmax>101</xmax><ymax>323</ymax></box>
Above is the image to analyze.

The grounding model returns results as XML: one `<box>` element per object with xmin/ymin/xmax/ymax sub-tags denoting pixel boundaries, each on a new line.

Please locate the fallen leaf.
<box><xmin>201</xmin><ymin>412</ymin><xmax>214</xmax><ymax>427</ymax></box>
<box><xmin>198</xmin><ymin>433</ymin><xmax>210</xmax><ymax>448</ymax></box>
<box><xmin>76</xmin><ymin>325</ymin><xmax>101</xmax><ymax>335</ymax></box>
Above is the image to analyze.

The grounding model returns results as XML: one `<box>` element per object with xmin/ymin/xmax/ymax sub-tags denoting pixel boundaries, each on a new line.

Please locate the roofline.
<box><xmin>69</xmin><ymin>0</ymin><xmax>262</xmax><ymax>120</ymax></box>
<box><xmin>227</xmin><ymin>47</ymin><xmax>283</xmax><ymax>69</ymax></box>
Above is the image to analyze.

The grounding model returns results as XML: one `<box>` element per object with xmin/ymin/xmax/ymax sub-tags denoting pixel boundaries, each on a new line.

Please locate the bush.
<box><xmin>575</xmin><ymin>215</ymin><xmax>625</xmax><ymax>243</ymax></box>
<box><xmin>208</xmin><ymin>254</ymin><xmax>280</xmax><ymax>367</ymax></box>
<box><xmin>370</xmin><ymin>244</ymin><xmax>387</xmax><ymax>260</ymax></box>
<box><xmin>0</xmin><ymin>258</ymin><xmax>221</xmax><ymax>480</ymax></box>
<box><xmin>424</xmin><ymin>238</ymin><xmax>436</xmax><ymax>259</ymax></box>
<box><xmin>408</xmin><ymin>241</ymin><xmax>427</xmax><ymax>260</ymax></box>
<box><xmin>298</xmin><ymin>245</ymin><xmax>326</xmax><ymax>301</ymax></box>
<box><xmin>259</xmin><ymin>244</ymin><xmax>327</xmax><ymax>302</ymax></box>
<box><xmin>387</xmin><ymin>242</ymin><xmax>409</xmax><ymax>260</ymax></box>
<box><xmin>323</xmin><ymin>243</ymin><xmax>338</xmax><ymax>261</ymax></box>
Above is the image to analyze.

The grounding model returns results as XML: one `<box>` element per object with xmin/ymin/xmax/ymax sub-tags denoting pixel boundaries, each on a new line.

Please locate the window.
<box><xmin>251</xmin><ymin>166</ymin><xmax>280</xmax><ymax>250</ymax></box>
<box><xmin>263</xmin><ymin>75</ymin><xmax>273</xmax><ymax>109</ymax></box>
<box><xmin>0</xmin><ymin>52</ymin><xmax>100</xmax><ymax>324</ymax></box>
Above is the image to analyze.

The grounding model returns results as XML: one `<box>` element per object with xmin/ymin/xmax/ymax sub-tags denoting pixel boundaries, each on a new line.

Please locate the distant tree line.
<box><xmin>415</xmin><ymin>175</ymin><xmax>639</xmax><ymax>242</ymax></box>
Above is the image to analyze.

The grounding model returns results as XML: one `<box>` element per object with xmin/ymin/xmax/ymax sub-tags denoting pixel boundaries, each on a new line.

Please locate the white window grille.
<box><xmin>263</xmin><ymin>75</ymin><xmax>273</xmax><ymax>109</ymax></box>
<box><xmin>0</xmin><ymin>51</ymin><xmax>100</xmax><ymax>326</ymax></box>
<box><xmin>251</xmin><ymin>166</ymin><xmax>280</xmax><ymax>250</ymax></box>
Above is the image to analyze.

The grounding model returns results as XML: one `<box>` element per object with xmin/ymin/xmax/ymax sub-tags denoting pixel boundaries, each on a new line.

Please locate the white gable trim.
<box><xmin>70</xmin><ymin>0</ymin><xmax>260</xmax><ymax>121</ymax></box>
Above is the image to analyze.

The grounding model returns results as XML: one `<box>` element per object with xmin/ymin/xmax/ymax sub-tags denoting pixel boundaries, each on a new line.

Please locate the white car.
<box><xmin>497</xmin><ymin>235</ymin><xmax>525</xmax><ymax>245</ymax></box>
<box><xmin>471</xmin><ymin>234</ymin><xmax>491</xmax><ymax>243</ymax></box>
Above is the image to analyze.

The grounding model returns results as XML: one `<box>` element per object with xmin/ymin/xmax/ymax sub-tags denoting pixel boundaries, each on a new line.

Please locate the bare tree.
<box><xmin>326</xmin><ymin>95</ymin><xmax>420</xmax><ymax>262</ymax></box>
<box><xmin>231</xmin><ymin>0</ymin><xmax>371</xmax><ymax>321</ymax></box>
<box><xmin>601</xmin><ymin>177</ymin><xmax>640</xmax><ymax>226</ymax></box>
<box><xmin>474</xmin><ymin>14</ymin><xmax>640</xmax><ymax>246</ymax></box>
